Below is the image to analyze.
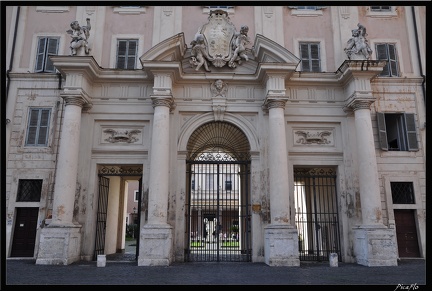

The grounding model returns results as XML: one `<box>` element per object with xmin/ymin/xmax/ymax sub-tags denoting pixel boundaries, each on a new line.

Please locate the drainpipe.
<box><xmin>411</xmin><ymin>6</ymin><xmax>426</xmax><ymax>107</ymax></box>
<box><xmin>6</xmin><ymin>6</ymin><xmax>20</xmax><ymax>104</ymax></box>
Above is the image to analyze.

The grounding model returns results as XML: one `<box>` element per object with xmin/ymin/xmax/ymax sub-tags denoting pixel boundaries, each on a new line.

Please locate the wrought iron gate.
<box><xmin>294</xmin><ymin>168</ymin><xmax>342</xmax><ymax>261</ymax></box>
<box><xmin>94</xmin><ymin>176</ymin><xmax>109</xmax><ymax>260</ymax></box>
<box><xmin>185</xmin><ymin>154</ymin><xmax>251</xmax><ymax>262</ymax></box>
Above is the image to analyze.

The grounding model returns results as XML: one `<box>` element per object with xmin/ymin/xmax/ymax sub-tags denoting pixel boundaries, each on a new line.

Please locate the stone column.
<box><xmin>262</xmin><ymin>73</ymin><xmax>299</xmax><ymax>267</ymax></box>
<box><xmin>36</xmin><ymin>94</ymin><xmax>88</xmax><ymax>265</ymax></box>
<box><xmin>138</xmin><ymin>73</ymin><xmax>174</xmax><ymax>266</ymax></box>
<box><xmin>342</xmin><ymin>61</ymin><xmax>398</xmax><ymax>266</ymax></box>
<box><xmin>350</xmin><ymin>100</ymin><xmax>383</xmax><ymax>226</ymax></box>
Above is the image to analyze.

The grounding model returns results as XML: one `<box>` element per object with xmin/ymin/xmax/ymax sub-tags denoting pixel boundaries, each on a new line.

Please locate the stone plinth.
<box><xmin>138</xmin><ymin>224</ymin><xmax>173</xmax><ymax>266</ymax></box>
<box><xmin>35</xmin><ymin>225</ymin><xmax>82</xmax><ymax>265</ymax></box>
<box><xmin>264</xmin><ymin>224</ymin><xmax>300</xmax><ymax>266</ymax></box>
<box><xmin>353</xmin><ymin>225</ymin><xmax>398</xmax><ymax>266</ymax></box>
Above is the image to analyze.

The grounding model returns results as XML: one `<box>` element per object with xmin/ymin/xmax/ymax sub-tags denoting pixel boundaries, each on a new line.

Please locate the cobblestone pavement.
<box><xmin>4</xmin><ymin>258</ymin><xmax>426</xmax><ymax>287</ymax></box>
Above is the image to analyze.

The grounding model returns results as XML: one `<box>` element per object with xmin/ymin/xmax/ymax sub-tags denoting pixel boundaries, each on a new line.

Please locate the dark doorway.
<box><xmin>11</xmin><ymin>207</ymin><xmax>39</xmax><ymax>257</ymax></box>
<box><xmin>394</xmin><ymin>209</ymin><xmax>421</xmax><ymax>257</ymax></box>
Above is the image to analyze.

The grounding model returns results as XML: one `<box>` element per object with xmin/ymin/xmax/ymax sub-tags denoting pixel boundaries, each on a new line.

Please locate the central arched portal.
<box><xmin>185</xmin><ymin>121</ymin><xmax>252</xmax><ymax>262</ymax></box>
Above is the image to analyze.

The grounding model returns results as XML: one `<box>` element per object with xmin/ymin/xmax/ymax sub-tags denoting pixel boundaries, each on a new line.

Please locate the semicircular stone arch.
<box><xmin>186</xmin><ymin>120</ymin><xmax>251</xmax><ymax>161</ymax></box>
<box><xmin>178</xmin><ymin>112</ymin><xmax>259</xmax><ymax>156</ymax></box>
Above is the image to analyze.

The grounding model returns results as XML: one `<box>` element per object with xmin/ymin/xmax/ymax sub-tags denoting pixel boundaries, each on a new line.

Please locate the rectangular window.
<box><xmin>376</xmin><ymin>43</ymin><xmax>399</xmax><ymax>77</ymax></box>
<box><xmin>134</xmin><ymin>190</ymin><xmax>139</xmax><ymax>202</ymax></box>
<box><xmin>391</xmin><ymin>182</ymin><xmax>415</xmax><ymax>204</ymax></box>
<box><xmin>116</xmin><ymin>39</ymin><xmax>138</xmax><ymax>69</ymax></box>
<box><xmin>35</xmin><ymin>37</ymin><xmax>59</xmax><ymax>72</ymax></box>
<box><xmin>25</xmin><ymin>108</ymin><xmax>51</xmax><ymax>146</ymax></box>
<box><xmin>299</xmin><ymin>43</ymin><xmax>321</xmax><ymax>72</ymax></box>
<box><xmin>16</xmin><ymin>179</ymin><xmax>43</xmax><ymax>202</ymax></box>
<box><xmin>377</xmin><ymin>112</ymin><xmax>418</xmax><ymax>151</ymax></box>
<box><xmin>370</xmin><ymin>6</ymin><xmax>391</xmax><ymax>12</ymax></box>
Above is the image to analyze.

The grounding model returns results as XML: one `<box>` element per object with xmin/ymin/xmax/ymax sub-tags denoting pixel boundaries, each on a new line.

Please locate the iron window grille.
<box><xmin>16</xmin><ymin>179</ymin><xmax>42</xmax><ymax>202</ymax></box>
<box><xmin>391</xmin><ymin>182</ymin><xmax>415</xmax><ymax>204</ymax></box>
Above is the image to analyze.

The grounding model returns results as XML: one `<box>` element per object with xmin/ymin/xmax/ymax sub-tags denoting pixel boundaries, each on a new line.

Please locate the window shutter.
<box><xmin>117</xmin><ymin>40</ymin><xmax>127</xmax><ymax>69</ymax></box>
<box><xmin>127</xmin><ymin>40</ymin><xmax>138</xmax><ymax>69</ymax></box>
<box><xmin>376</xmin><ymin>112</ymin><xmax>388</xmax><ymax>150</ymax></box>
<box><xmin>376</xmin><ymin>44</ymin><xmax>389</xmax><ymax>76</ymax></box>
<box><xmin>404</xmin><ymin>113</ymin><xmax>418</xmax><ymax>151</ymax></box>
<box><xmin>310</xmin><ymin>44</ymin><xmax>321</xmax><ymax>72</ymax></box>
<box><xmin>35</xmin><ymin>38</ymin><xmax>47</xmax><ymax>72</ymax></box>
<box><xmin>388</xmin><ymin>44</ymin><xmax>399</xmax><ymax>77</ymax></box>
<box><xmin>45</xmin><ymin>38</ymin><xmax>59</xmax><ymax>72</ymax></box>
<box><xmin>26</xmin><ymin>109</ymin><xmax>39</xmax><ymax>145</ymax></box>
<box><xmin>37</xmin><ymin>109</ymin><xmax>50</xmax><ymax>145</ymax></box>
<box><xmin>300</xmin><ymin>43</ymin><xmax>310</xmax><ymax>71</ymax></box>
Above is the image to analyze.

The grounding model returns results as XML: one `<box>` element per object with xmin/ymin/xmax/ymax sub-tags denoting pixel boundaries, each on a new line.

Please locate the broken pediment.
<box><xmin>139</xmin><ymin>10</ymin><xmax>300</xmax><ymax>78</ymax></box>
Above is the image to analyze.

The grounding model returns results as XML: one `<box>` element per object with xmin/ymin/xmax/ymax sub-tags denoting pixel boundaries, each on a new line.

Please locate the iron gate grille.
<box><xmin>185</xmin><ymin>155</ymin><xmax>251</xmax><ymax>262</ymax></box>
<box><xmin>94</xmin><ymin>176</ymin><xmax>109</xmax><ymax>260</ymax></box>
<box><xmin>294</xmin><ymin>168</ymin><xmax>342</xmax><ymax>262</ymax></box>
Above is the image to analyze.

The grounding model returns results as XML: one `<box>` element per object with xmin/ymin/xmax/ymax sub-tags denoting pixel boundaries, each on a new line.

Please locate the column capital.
<box><xmin>343</xmin><ymin>95</ymin><xmax>375</xmax><ymax>112</ymax></box>
<box><xmin>263</xmin><ymin>98</ymin><xmax>287</xmax><ymax>111</ymax></box>
<box><xmin>61</xmin><ymin>90</ymin><xmax>92</xmax><ymax>109</ymax></box>
<box><xmin>151</xmin><ymin>95</ymin><xmax>175</xmax><ymax>111</ymax></box>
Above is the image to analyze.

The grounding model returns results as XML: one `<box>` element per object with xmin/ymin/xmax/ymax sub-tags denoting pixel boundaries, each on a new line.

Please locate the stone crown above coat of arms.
<box><xmin>189</xmin><ymin>9</ymin><xmax>251</xmax><ymax>71</ymax></box>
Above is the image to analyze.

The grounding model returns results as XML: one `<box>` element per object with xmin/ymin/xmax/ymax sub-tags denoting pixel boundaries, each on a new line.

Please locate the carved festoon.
<box><xmin>103</xmin><ymin>129</ymin><xmax>141</xmax><ymax>143</ymax></box>
<box><xmin>344</xmin><ymin>23</ymin><xmax>372</xmax><ymax>60</ymax></box>
<box><xmin>189</xmin><ymin>9</ymin><xmax>251</xmax><ymax>71</ymax></box>
<box><xmin>67</xmin><ymin>18</ymin><xmax>91</xmax><ymax>56</ymax></box>
<box><xmin>295</xmin><ymin>130</ymin><xmax>332</xmax><ymax>145</ymax></box>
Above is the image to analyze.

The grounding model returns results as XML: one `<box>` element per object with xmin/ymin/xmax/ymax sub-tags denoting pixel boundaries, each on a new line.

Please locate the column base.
<box><xmin>35</xmin><ymin>224</ymin><xmax>82</xmax><ymax>265</ymax></box>
<box><xmin>353</xmin><ymin>225</ymin><xmax>398</xmax><ymax>266</ymax></box>
<box><xmin>264</xmin><ymin>224</ymin><xmax>300</xmax><ymax>266</ymax></box>
<box><xmin>138</xmin><ymin>224</ymin><xmax>173</xmax><ymax>266</ymax></box>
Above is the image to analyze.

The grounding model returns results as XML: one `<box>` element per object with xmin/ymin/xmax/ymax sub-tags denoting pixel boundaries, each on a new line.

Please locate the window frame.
<box><xmin>299</xmin><ymin>42</ymin><xmax>321</xmax><ymax>72</ymax></box>
<box><xmin>376</xmin><ymin>112</ymin><xmax>418</xmax><ymax>152</ymax></box>
<box><xmin>35</xmin><ymin>36</ymin><xmax>60</xmax><ymax>73</ymax></box>
<box><xmin>16</xmin><ymin>179</ymin><xmax>43</xmax><ymax>202</ymax></box>
<box><xmin>110</xmin><ymin>35</ymin><xmax>144</xmax><ymax>69</ymax></box>
<box><xmin>116</xmin><ymin>39</ymin><xmax>139</xmax><ymax>70</ymax></box>
<box><xmin>375</xmin><ymin>43</ymin><xmax>400</xmax><ymax>77</ymax></box>
<box><xmin>25</xmin><ymin>108</ymin><xmax>52</xmax><ymax>147</ymax></box>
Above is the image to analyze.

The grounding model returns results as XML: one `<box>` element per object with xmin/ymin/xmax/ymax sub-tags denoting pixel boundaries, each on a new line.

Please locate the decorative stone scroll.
<box><xmin>103</xmin><ymin>129</ymin><xmax>141</xmax><ymax>143</ymax></box>
<box><xmin>295</xmin><ymin>130</ymin><xmax>332</xmax><ymax>145</ymax></box>
<box><xmin>189</xmin><ymin>9</ymin><xmax>251</xmax><ymax>71</ymax></box>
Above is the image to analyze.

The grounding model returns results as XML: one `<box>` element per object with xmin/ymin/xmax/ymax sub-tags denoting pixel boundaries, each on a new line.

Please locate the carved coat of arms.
<box><xmin>189</xmin><ymin>9</ymin><xmax>250</xmax><ymax>70</ymax></box>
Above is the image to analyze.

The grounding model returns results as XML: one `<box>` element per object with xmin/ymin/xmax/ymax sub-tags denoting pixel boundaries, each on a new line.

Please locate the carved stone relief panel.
<box><xmin>293</xmin><ymin>128</ymin><xmax>335</xmax><ymax>146</ymax></box>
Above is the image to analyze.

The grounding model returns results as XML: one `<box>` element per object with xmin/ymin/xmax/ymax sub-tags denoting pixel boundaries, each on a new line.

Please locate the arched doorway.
<box><xmin>185</xmin><ymin>121</ymin><xmax>251</xmax><ymax>262</ymax></box>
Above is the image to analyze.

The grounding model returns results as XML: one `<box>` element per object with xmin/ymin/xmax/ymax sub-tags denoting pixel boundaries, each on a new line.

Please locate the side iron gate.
<box><xmin>294</xmin><ymin>168</ymin><xmax>342</xmax><ymax>261</ymax></box>
<box><xmin>185</xmin><ymin>156</ymin><xmax>251</xmax><ymax>262</ymax></box>
<box><xmin>94</xmin><ymin>176</ymin><xmax>109</xmax><ymax>260</ymax></box>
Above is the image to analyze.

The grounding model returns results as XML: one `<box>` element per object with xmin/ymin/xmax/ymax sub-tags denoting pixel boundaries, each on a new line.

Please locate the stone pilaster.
<box><xmin>342</xmin><ymin>60</ymin><xmax>397</xmax><ymax>266</ymax></box>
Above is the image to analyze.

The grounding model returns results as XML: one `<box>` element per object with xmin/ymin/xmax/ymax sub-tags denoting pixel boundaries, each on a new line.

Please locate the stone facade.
<box><xmin>4</xmin><ymin>6</ymin><xmax>426</xmax><ymax>267</ymax></box>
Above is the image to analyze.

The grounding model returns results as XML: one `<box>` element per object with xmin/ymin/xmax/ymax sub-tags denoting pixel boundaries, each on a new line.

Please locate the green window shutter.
<box><xmin>376</xmin><ymin>44</ymin><xmax>390</xmax><ymax>76</ymax></box>
<box><xmin>127</xmin><ymin>40</ymin><xmax>138</xmax><ymax>69</ymax></box>
<box><xmin>35</xmin><ymin>38</ymin><xmax>47</xmax><ymax>72</ymax></box>
<box><xmin>376</xmin><ymin>112</ymin><xmax>388</xmax><ymax>150</ymax></box>
<box><xmin>310</xmin><ymin>44</ymin><xmax>321</xmax><ymax>72</ymax></box>
<box><xmin>37</xmin><ymin>109</ymin><xmax>51</xmax><ymax>145</ymax></box>
<box><xmin>45</xmin><ymin>38</ymin><xmax>59</xmax><ymax>72</ymax></box>
<box><xmin>388</xmin><ymin>44</ymin><xmax>399</xmax><ymax>77</ymax></box>
<box><xmin>117</xmin><ymin>40</ymin><xmax>127</xmax><ymax>69</ymax></box>
<box><xmin>404</xmin><ymin>113</ymin><xmax>418</xmax><ymax>151</ymax></box>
